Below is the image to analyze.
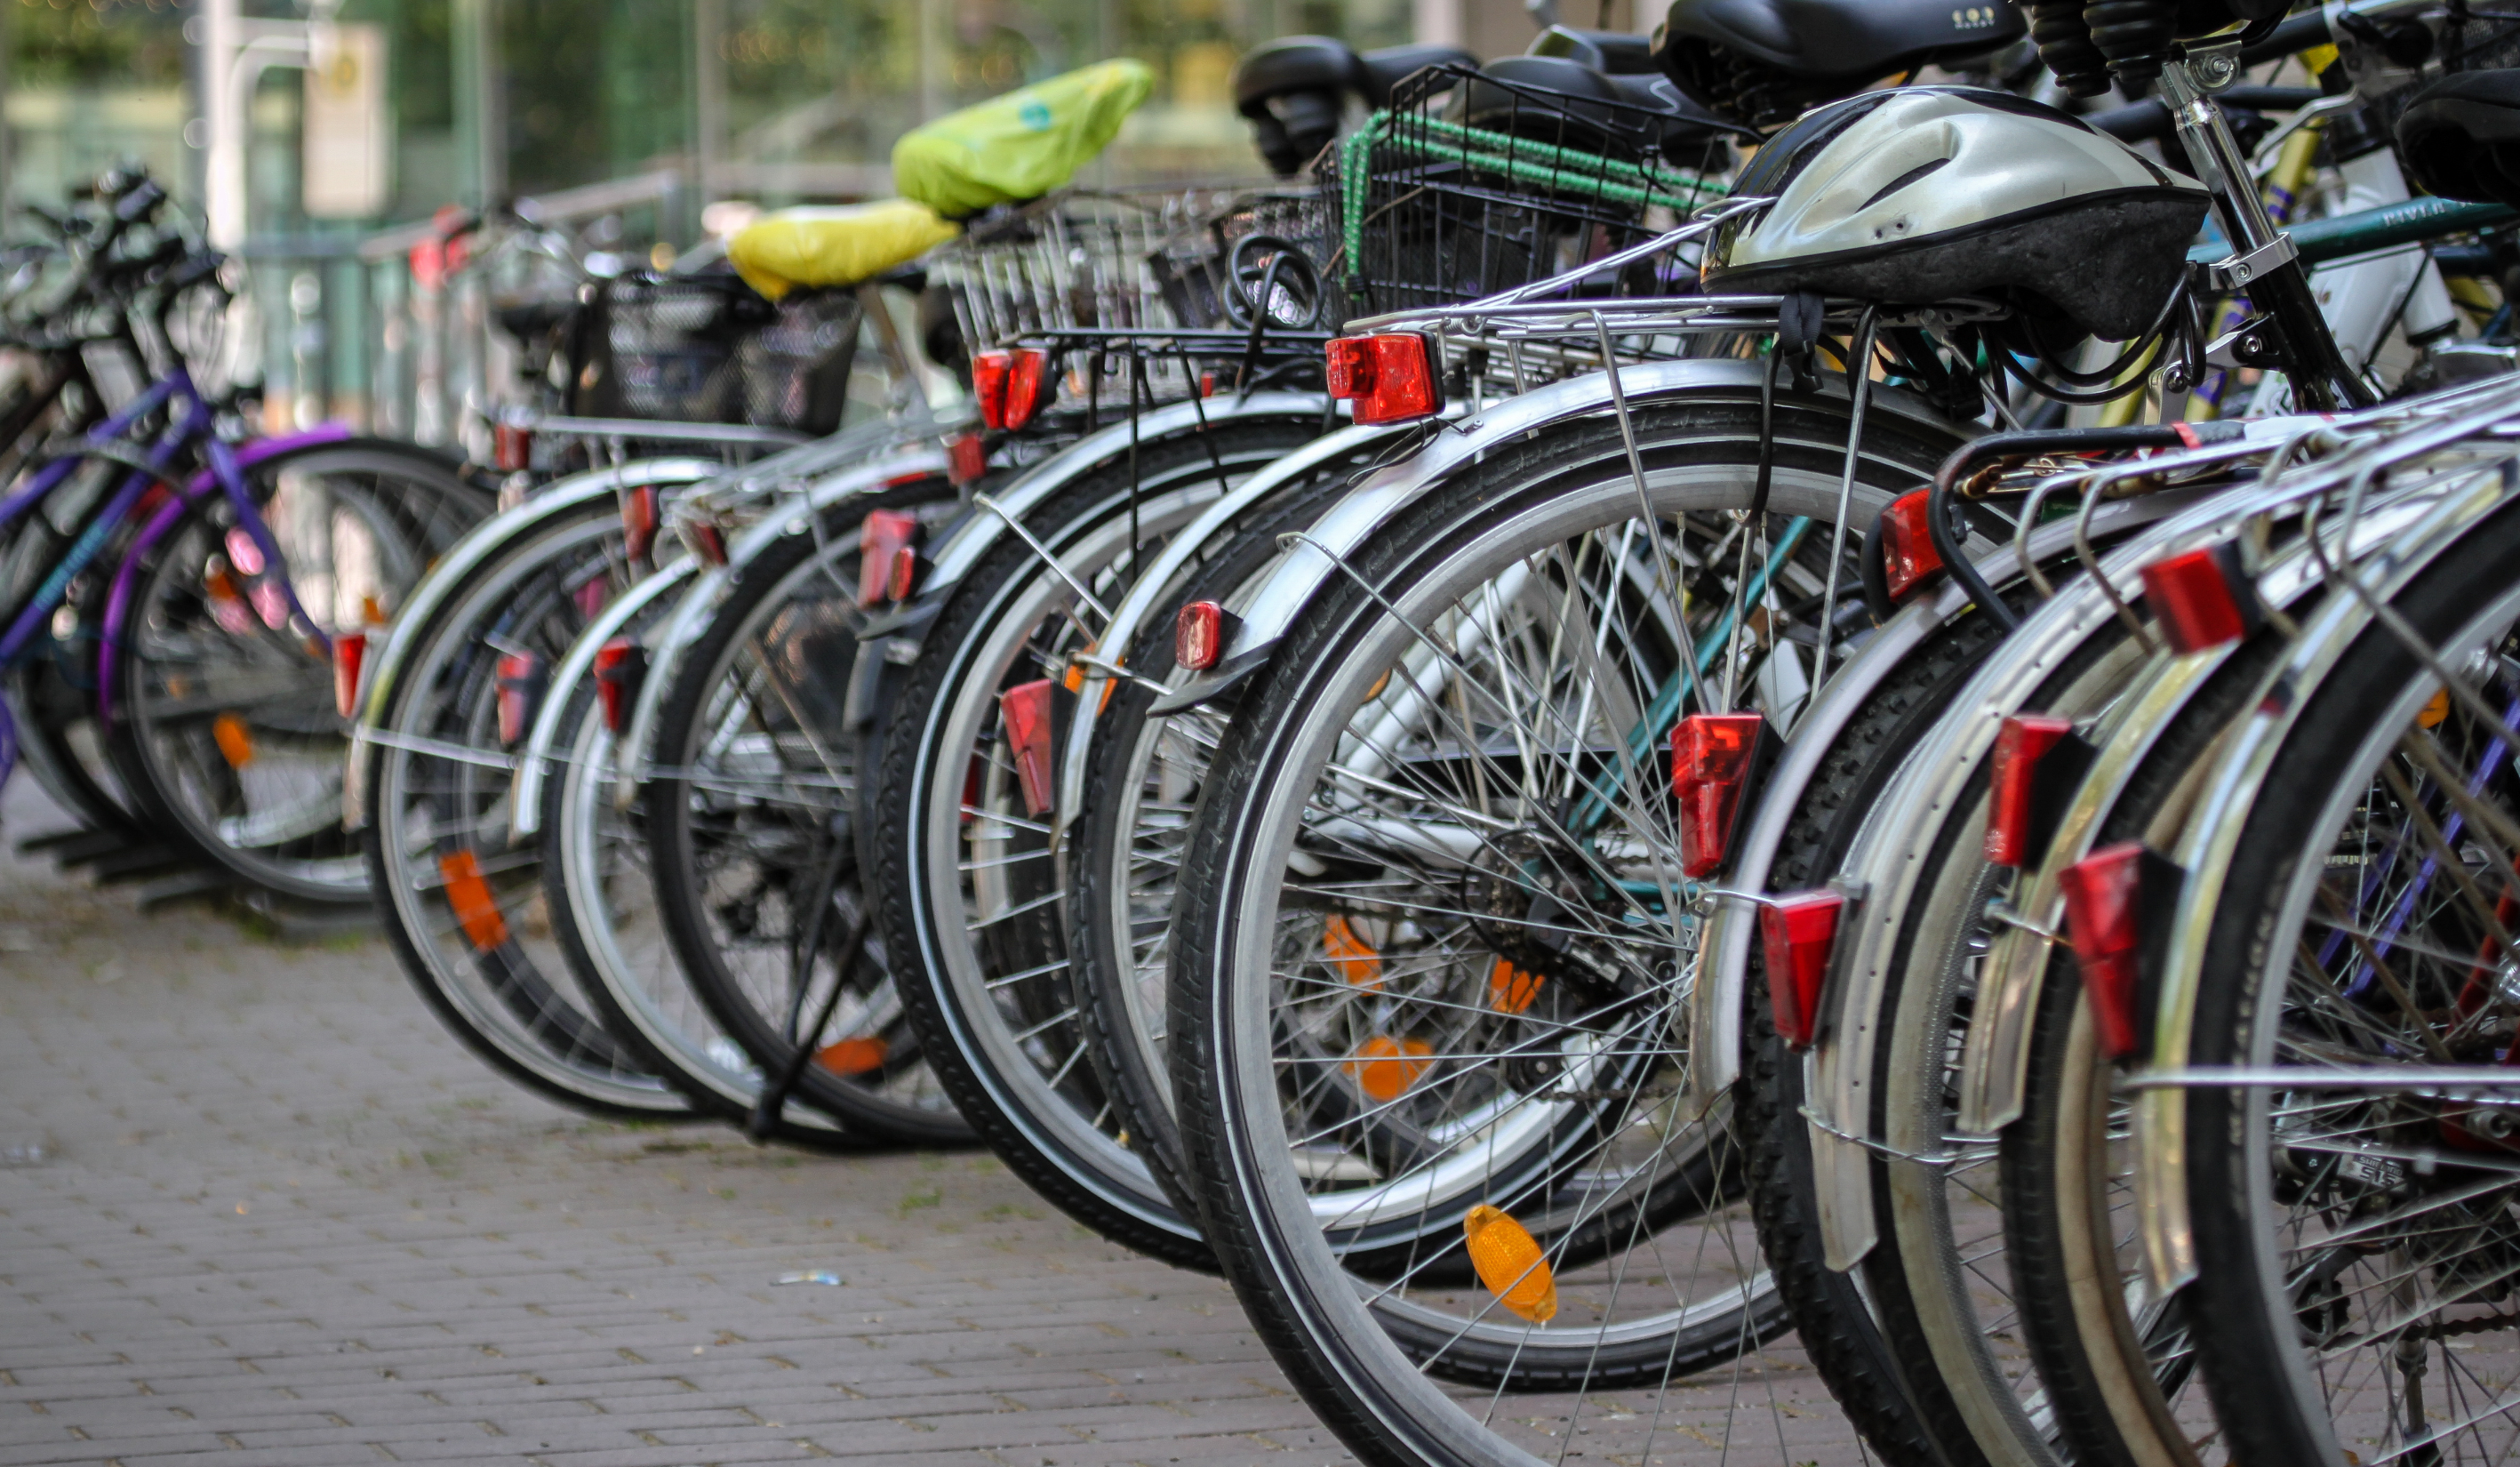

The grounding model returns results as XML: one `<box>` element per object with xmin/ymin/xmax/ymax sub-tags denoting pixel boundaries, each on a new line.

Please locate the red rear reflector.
<box><xmin>972</xmin><ymin>350</ymin><xmax>1014</xmax><ymax>429</ymax></box>
<box><xmin>1985</xmin><ymin>715</ymin><xmax>2076</xmax><ymax>868</ymax></box>
<box><xmin>495</xmin><ymin>652</ymin><xmax>545</xmax><ymax>747</ymax></box>
<box><xmin>594</xmin><ymin>637</ymin><xmax>644</xmax><ymax>734</ymax></box>
<box><xmin>2140</xmin><ymin>541</ymin><xmax>2261</xmax><ymax>654</ymax></box>
<box><xmin>1325</xmin><ymin>333</ymin><xmax>1439</xmax><ymax>426</ymax></box>
<box><xmin>621</xmin><ymin>485</ymin><xmax>659</xmax><ymax>564</ymax></box>
<box><xmin>889</xmin><ymin>545</ymin><xmax>919</xmax><ymax>603</ymax></box>
<box><xmin>1001</xmin><ymin>678</ymin><xmax>1056</xmax><ymax>817</ymax></box>
<box><xmin>948</xmin><ymin>432</ymin><xmax>988</xmax><ymax>485</ymax></box>
<box><xmin>1672</xmin><ymin>712</ymin><xmax>1764</xmax><ymax>878</ymax></box>
<box><xmin>683</xmin><ymin>519</ymin><xmax>728</xmax><ymax>566</ymax></box>
<box><xmin>333</xmin><ymin>631</ymin><xmax>367</xmax><ymax>719</ymax></box>
<box><xmin>2059</xmin><ymin>842</ymin><xmax>2148</xmax><ymax>1060</ymax></box>
<box><xmin>1878</xmin><ymin>491</ymin><xmax>1944</xmax><ymax>600</ymax></box>
<box><xmin>494</xmin><ymin>421</ymin><xmax>533</xmax><ymax>472</ymax></box>
<box><xmin>860</xmin><ymin>509</ymin><xmax>918</xmax><ymax>608</ymax></box>
<box><xmin>1175</xmin><ymin>600</ymin><xmax>1233</xmax><ymax>671</ymax></box>
<box><xmin>438</xmin><ymin>849</ymin><xmax>510</xmax><ymax>950</ymax></box>
<box><xmin>1762</xmin><ymin>889</ymin><xmax>1844</xmax><ymax>1051</ymax></box>
<box><xmin>1004</xmin><ymin>348</ymin><xmax>1047</xmax><ymax>431</ymax></box>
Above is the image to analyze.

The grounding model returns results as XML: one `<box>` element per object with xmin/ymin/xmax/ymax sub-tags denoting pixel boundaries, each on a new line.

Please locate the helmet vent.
<box><xmin>1859</xmin><ymin>156</ymin><xmax>1951</xmax><ymax>212</ymax></box>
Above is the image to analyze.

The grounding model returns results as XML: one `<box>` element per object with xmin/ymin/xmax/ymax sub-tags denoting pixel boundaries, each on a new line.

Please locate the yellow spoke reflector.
<box><xmin>816</xmin><ymin>1037</ymin><xmax>890</xmax><ymax>1076</ymax></box>
<box><xmin>1464</xmin><ymin>1204</ymin><xmax>1557</xmax><ymax>1323</ymax></box>
<box><xmin>1323</xmin><ymin>915</ymin><xmax>1382</xmax><ymax>989</ymax></box>
<box><xmin>1489</xmin><ymin>959</ymin><xmax>1542</xmax><ymax>1014</ymax></box>
<box><xmin>212</xmin><ymin>713</ymin><xmax>255</xmax><ymax>769</ymax></box>
<box><xmin>2420</xmin><ymin>687</ymin><xmax>2451</xmax><ymax>728</ymax></box>
<box><xmin>436</xmin><ymin>849</ymin><xmax>510</xmax><ymax>951</ymax></box>
<box><xmin>1346</xmin><ymin>1034</ymin><xmax>1430</xmax><ymax>1102</ymax></box>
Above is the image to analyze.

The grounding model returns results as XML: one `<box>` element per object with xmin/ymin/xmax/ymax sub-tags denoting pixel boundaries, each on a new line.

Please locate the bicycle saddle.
<box><xmin>1527</xmin><ymin>25</ymin><xmax>1660</xmax><ymax>75</ymax></box>
<box><xmin>1235</xmin><ymin>37</ymin><xmax>1477</xmax><ymax>175</ymax></box>
<box><xmin>725</xmin><ymin>202</ymin><xmax>961</xmax><ymax>301</ymax></box>
<box><xmin>2396</xmin><ymin>69</ymin><xmax>2520</xmax><ymax>209</ymax></box>
<box><xmin>1655</xmin><ymin>0</ymin><xmax>2025</xmax><ymax>129</ymax></box>
<box><xmin>1703</xmin><ymin>87</ymin><xmax>2205</xmax><ymax>341</ymax></box>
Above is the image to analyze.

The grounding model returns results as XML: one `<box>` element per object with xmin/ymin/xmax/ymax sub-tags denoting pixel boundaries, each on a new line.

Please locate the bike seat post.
<box><xmin>2161</xmin><ymin>44</ymin><xmax>2371</xmax><ymax>409</ymax></box>
<box><xmin>2160</xmin><ymin>47</ymin><xmax>2284</xmax><ymax>253</ymax></box>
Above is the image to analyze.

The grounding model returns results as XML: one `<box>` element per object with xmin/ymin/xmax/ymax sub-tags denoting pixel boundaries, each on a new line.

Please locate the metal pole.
<box><xmin>203</xmin><ymin>0</ymin><xmax>244</xmax><ymax>248</ymax></box>
<box><xmin>692</xmin><ymin>0</ymin><xmax>726</xmax><ymax>219</ymax></box>
<box><xmin>452</xmin><ymin>0</ymin><xmax>504</xmax><ymax>209</ymax></box>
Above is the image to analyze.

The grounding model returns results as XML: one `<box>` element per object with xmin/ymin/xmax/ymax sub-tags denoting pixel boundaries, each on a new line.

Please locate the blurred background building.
<box><xmin>0</xmin><ymin>0</ymin><xmax>1620</xmax><ymax>434</ymax></box>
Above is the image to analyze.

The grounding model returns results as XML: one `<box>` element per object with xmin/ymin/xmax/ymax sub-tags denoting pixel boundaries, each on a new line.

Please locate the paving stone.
<box><xmin>0</xmin><ymin>781</ymin><xmax>1861</xmax><ymax>1466</ymax></box>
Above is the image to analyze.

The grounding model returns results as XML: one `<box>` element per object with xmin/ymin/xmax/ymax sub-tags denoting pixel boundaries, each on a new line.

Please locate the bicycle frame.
<box><xmin>0</xmin><ymin>360</ymin><xmax>350</xmax><ymax>786</ymax></box>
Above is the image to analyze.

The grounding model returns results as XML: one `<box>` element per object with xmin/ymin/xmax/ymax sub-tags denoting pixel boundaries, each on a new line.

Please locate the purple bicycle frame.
<box><xmin>0</xmin><ymin>360</ymin><xmax>353</xmax><ymax>790</ymax></box>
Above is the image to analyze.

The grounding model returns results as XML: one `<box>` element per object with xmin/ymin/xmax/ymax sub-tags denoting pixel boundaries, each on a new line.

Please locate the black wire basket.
<box><xmin>736</xmin><ymin>289</ymin><xmax>860</xmax><ymax>437</ymax></box>
<box><xmin>1146</xmin><ymin>188</ymin><xmax>1348</xmax><ymax>336</ymax></box>
<box><xmin>1319</xmin><ymin>62</ymin><xmax>1732</xmax><ymax>322</ymax></box>
<box><xmin>599</xmin><ymin>272</ymin><xmax>858</xmax><ymax>434</ymax></box>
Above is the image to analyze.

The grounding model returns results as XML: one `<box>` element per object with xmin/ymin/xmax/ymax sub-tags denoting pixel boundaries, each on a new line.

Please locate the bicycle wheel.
<box><xmin>1167</xmin><ymin>389</ymin><xmax>1954</xmax><ymax>1461</ymax></box>
<box><xmin>1732</xmin><ymin>613</ymin><xmax>2009</xmax><ymax>1467</ymax></box>
<box><xmin>363</xmin><ymin>485</ymin><xmax>692</xmax><ymax>1118</ymax></box>
<box><xmin>644</xmin><ymin>502</ymin><xmax>972</xmax><ymax>1145</ymax></box>
<box><xmin>1986</xmin><ymin>626</ymin><xmax>2307</xmax><ymax>1467</ymax></box>
<box><xmin>5</xmin><ymin>451</ymin><xmax>174</xmax><ymax>835</ymax></box>
<box><xmin>863</xmin><ymin>414</ymin><xmax>1325</xmax><ymax>1265</ymax></box>
<box><xmin>107</xmin><ymin>441</ymin><xmax>488</xmax><ymax>901</ymax></box>
<box><xmin>541</xmin><ymin>672</ymin><xmax>859</xmax><ymax>1148</ymax></box>
<box><xmin>1068</xmin><ymin>461</ymin><xmax>1383</xmax><ymax>1222</ymax></box>
<box><xmin>2177</xmin><ymin>498</ymin><xmax>2520</xmax><ymax>1467</ymax></box>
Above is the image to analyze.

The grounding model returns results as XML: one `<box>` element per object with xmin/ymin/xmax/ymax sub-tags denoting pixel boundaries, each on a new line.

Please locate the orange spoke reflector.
<box><xmin>816</xmin><ymin>1037</ymin><xmax>890</xmax><ymax>1077</ymax></box>
<box><xmin>1489</xmin><ymin>959</ymin><xmax>1542</xmax><ymax>1014</ymax></box>
<box><xmin>212</xmin><ymin>713</ymin><xmax>255</xmax><ymax>768</ymax></box>
<box><xmin>2421</xmin><ymin>687</ymin><xmax>2452</xmax><ymax>728</ymax></box>
<box><xmin>1463</xmin><ymin>1205</ymin><xmax>1557</xmax><ymax>1323</ymax></box>
<box><xmin>1346</xmin><ymin>1035</ymin><xmax>1430</xmax><ymax>1102</ymax></box>
<box><xmin>1323</xmin><ymin>916</ymin><xmax>1382</xmax><ymax>989</ymax></box>
<box><xmin>436</xmin><ymin>849</ymin><xmax>510</xmax><ymax>951</ymax></box>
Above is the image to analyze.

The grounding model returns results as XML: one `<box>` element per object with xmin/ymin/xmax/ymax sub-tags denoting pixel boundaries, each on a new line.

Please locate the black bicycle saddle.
<box><xmin>1235</xmin><ymin>37</ymin><xmax>1479</xmax><ymax>174</ymax></box>
<box><xmin>1528</xmin><ymin>25</ymin><xmax>1662</xmax><ymax>75</ymax></box>
<box><xmin>1654</xmin><ymin>0</ymin><xmax>2025</xmax><ymax>128</ymax></box>
<box><xmin>2397</xmin><ymin>68</ymin><xmax>2520</xmax><ymax>208</ymax></box>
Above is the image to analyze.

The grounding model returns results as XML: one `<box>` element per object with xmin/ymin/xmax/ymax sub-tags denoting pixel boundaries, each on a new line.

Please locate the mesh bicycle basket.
<box><xmin>737</xmin><ymin>289</ymin><xmax>861</xmax><ymax>436</ymax></box>
<box><xmin>1321</xmin><ymin>61</ymin><xmax>1730</xmax><ymax>320</ymax></box>
<box><xmin>1145</xmin><ymin>186</ymin><xmax>1348</xmax><ymax>337</ymax></box>
<box><xmin>603</xmin><ymin>273</ymin><xmax>760</xmax><ymax>422</ymax></box>
<box><xmin>929</xmin><ymin>184</ymin><xmax>1339</xmax><ymax>409</ymax></box>
<box><xmin>602</xmin><ymin>271</ymin><xmax>859</xmax><ymax>431</ymax></box>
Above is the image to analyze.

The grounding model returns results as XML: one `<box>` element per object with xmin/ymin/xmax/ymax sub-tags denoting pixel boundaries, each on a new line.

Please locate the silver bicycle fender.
<box><xmin>2137</xmin><ymin>462</ymin><xmax>2520</xmax><ymax>1295</ymax></box>
<box><xmin>1148</xmin><ymin>360</ymin><xmax>1964</xmax><ymax>716</ymax></box>
<box><xmin>342</xmin><ymin>457</ymin><xmax>718</xmax><ymax>830</ymax></box>
<box><xmin>1813</xmin><ymin>465</ymin><xmax>2511</xmax><ymax>1275</ymax></box>
<box><xmin>1955</xmin><ymin>485</ymin><xmax>2455</xmax><ymax>1140</ymax></box>
<box><xmin>1684</xmin><ymin>494</ymin><xmax>2207</xmax><ymax>1114</ymax></box>
<box><xmin>609</xmin><ymin>445</ymin><xmax>952</xmax><ymax>811</ymax></box>
<box><xmin>900</xmin><ymin>392</ymin><xmax>1332</xmax><ymax>607</ymax></box>
<box><xmin>1805</xmin><ymin>515</ymin><xmax>2204</xmax><ymax>1272</ymax></box>
<box><xmin>1052</xmin><ymin>420</ymin><xmax>1417</xmax><ymax>827</ymax></box>
<box><xmin>507</xmin><ymin>557</ymin><xmax>701</xmax><ymax>843</ymax></box>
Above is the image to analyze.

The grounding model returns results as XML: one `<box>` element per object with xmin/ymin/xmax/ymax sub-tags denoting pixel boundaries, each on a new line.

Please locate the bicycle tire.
<box><xmin>863</xmin><ymin>415</ymin><xmax>1326</xmax><ymax>1266</ymax></box>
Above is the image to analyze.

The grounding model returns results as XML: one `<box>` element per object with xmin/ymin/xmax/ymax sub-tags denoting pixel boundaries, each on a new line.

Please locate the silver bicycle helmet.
<box><xmin>1702</xmin><ymin>87</ymin><xmax>2208</xmax><ymax>340</ymax></box>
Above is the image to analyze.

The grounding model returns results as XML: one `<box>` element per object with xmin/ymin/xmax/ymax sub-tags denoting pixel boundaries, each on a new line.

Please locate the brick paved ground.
<box><xmin>0</xmin><ymin>782</ymin><xmax>1863</xmax><ymax>1467</ymax></box>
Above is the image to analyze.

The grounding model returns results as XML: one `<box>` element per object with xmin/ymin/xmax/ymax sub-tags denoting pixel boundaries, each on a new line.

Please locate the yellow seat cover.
<box><xmin>892</xmin><ymin>60</ymin><xmax>1156</xmax><ymax>217</ymax></box>
<box><xmin>726</xmin><ymin>200</ymin><xmax>961</xmax><ymax>301</ymax></box>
